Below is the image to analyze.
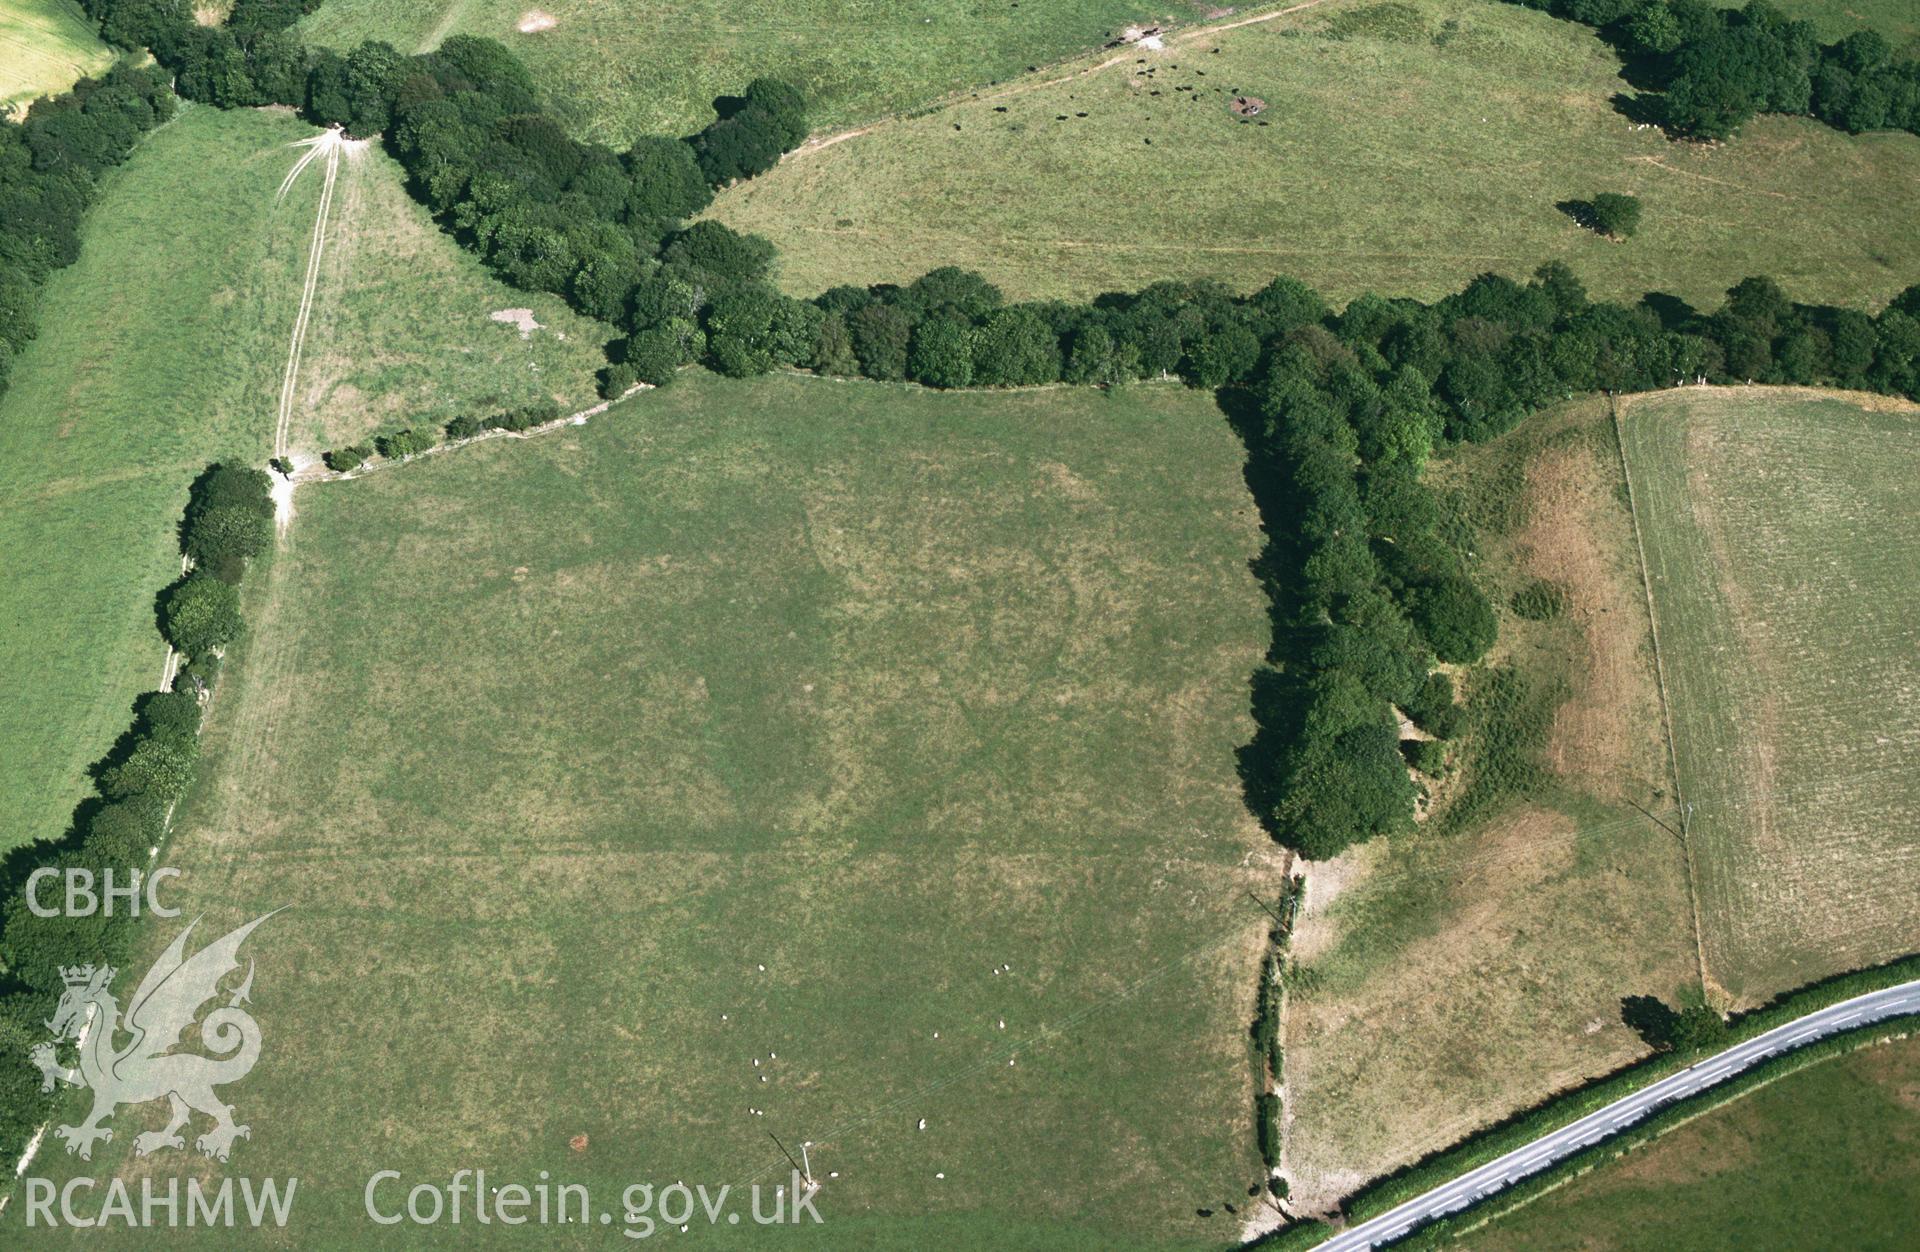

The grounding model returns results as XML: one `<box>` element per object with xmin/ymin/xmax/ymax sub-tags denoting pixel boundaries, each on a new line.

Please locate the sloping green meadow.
<box><xmin>0</xmin><ymin>0</ymin><xmax>112</xmax><ymax>115</ymax></box>
<box><xmin>299</xmin><ymin>0</ymin><xmax>1167</xmax><ymax>143</ymax></box>
<box><xmin>0</xmin><ymin>104</ymin><xmax>603</xmax><ymax>854</ymax></box>
<box><xmin>710</xmin><ymin>0</ymin><xmax>1920</xmax><ymax>308</ymax></box>
<box><xmin>25</xmin><ymin>372</ymin><xmax>1280</xmax><ymax>1247</ymax></box>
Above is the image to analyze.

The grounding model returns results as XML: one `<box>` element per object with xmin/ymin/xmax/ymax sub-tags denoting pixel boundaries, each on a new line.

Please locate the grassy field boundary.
<box><xmin>297</xmin><ymin>380</ymin><xmax>650</xmax><ymax>488</ymax></box>
<box><xmin>1257</xmin><ymin>950</ymin><xmax>1920</xmax><ymax>1248</ymax></box>
<box><xmin>1608</xmin><ymin>393</ymin><xmax>1711</xmax><ymax>1004</ymax></box>
<box><xmin>307</xmin><ymin>368</ymin><xmax>1226</xmax><ymax>488</ymax></box>
<box><xmin>1415</xmin><ymin>1026</ymin><xmax>1916</xmax><ymax>1247</ymax></box>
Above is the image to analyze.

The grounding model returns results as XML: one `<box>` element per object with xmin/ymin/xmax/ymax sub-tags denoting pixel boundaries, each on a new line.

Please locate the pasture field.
<box><xmin>1468</xmin><ymin>1033</ymin><xmax>1920</xmax><ymax>1250</ymax></box>
<box><xmin>23</xmin><ymin>371</ymin><xmax>1282</xmax><ymax>1246</ymax></box>
<box><xmin>0</xmin><ymin>103</ymin><xmax>604</xmax><ymax>855</ymax></box>
<box><xmin>298</xmin><ymin>0</ymin><xmax>1185</xmax><ymax>144</ymax></box>
<box><xmin>0</xmin><ymin>0</ymin><xmax>110</xmax><ymax>115</ymax></box>
<box><xmin>1278</xmin><ymin>398</ymin><xmax>1701</xmax><ymax>1209</ymax></box>
<box><xmin>708</xmin><ymin>0</ymin><xmax>1920</xmax><ymax>309</ymax></box>
<box><xmin>1618</xmin><ymin>388</ymin><xmax>1920</xmax><ymax>1006</ymax></box>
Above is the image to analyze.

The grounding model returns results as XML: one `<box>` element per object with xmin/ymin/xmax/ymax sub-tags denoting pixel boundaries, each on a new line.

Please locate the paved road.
<box><xmin>1312</xmin><ymin>979</ymin><xmax>1920</xmax><ymax>1250</ymax></box>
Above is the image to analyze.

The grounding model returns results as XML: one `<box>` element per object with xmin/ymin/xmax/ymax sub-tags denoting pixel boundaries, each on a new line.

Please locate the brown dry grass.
<box><xmin>1516</xmin><ymin>434</ymin><xmax>1664</xmax><ymax>800</ymax></box>
<box><xmin>1279</xmin><ymin>398</ymin><xmax>1698</xmax><ymax>1211</ymax></box>
<box><xmin>1282</xmin><ymin>801</ymin><xmax>1695</xmax><ymax>1209</ymax></box>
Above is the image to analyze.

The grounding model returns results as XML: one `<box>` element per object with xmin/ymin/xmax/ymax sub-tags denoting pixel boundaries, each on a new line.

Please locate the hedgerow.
<box><xmin>1248</xmin><ymin>875</ymin><xmax>1304</xmax><ymax>1185</ymax></box>
<box><xmin>0</xmin><ymin>463</ymin><xmax>273</xmax><ymax>1161</ymax></box>
<box><xmin>374</xmin><ymin>427</ymin><xmax>436</xmax><ymax>459</ymax></box>
<box><xmin>323</xmin><ymin>443</ymin><xmax>371</xmax><ymax>472</ymax></box>
<box><xmin>1255</xmin><ymin>951</ymin><xmax>1920</xmax><ymax>1248</ymax></box>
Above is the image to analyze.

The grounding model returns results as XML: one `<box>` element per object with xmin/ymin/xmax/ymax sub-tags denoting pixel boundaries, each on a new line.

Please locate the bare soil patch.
<box><xmin>490</xmin><ymin>307</ymin><xmax>545</xmax><ymax>337</ymax></box>
<box><xmin>1287</xmin><ymin>841</ymin><xmax>1383</xmax><ymax>966</ymax></box>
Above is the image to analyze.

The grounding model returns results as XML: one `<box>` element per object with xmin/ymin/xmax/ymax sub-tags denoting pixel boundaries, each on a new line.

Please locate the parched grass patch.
<box><xmin>32</xmin><ymin>372</ymin><xmax>1284</xmax><ymax>1246</ymax></box>
<box><xmin>299</xmin><ymin>0</ymin><xmax>1169</xmax><ymax>143</ymax></box>
<box><xmin>1619</xmin><ymin>387</ymin><xmax>1920</xmax><ymax>1006</ymax></box>
<box><xmin>0</xmin><ymin>0</ymin><xmax>112</xmax><ymax>115</ymax></box>
<box><xmin>0</xmin><ymin>104</ymin><xmax>605</xmax><ymax>855</ymax></box>
<box><xmin>1280</xmin><ymin>398</ymin><xmax>1698</xmax><ymax>1210</ymax></box>
<box><xmin>708</xmin><ymin>0</ymin><xmax>1920</xmax><ymax>309</ymax></box>
<box><xmin>1466</xmin><ymin>1032</ymin><xmax>1920</xmax><ymax>1251</ymax></box>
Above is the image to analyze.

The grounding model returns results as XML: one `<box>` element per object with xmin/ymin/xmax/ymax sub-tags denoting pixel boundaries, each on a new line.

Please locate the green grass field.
<box><xmin>0</xmin><ymin>0</ymin><xmax>111</xmax><ymax>115</ymax></box>
<box><xmin>1618</xmin><ymin>388</ymin><xmax>1920</xmax><ymax>1007</ymax></box>
<box><xmin>0</xmin><ymin>103</ymin><xmax>605</xmax><ymax>855</ymax></box>
<box><xmin>21</xmin><ymin>371</ymin><xmax>1280</xmax><ymax>1247</ymax></box>
<box><xmin>1277</xmin><ymin>399</ymin><xmax>1701</xmax><ymax>1207</ymax></box>
<box><xmin>298</xmin><ymin>0</ymin><xmax>1185</xmax><ymax>144</ymax></box>
<box><xmin>1468</xmin><ymin>1034</ymin><xmax>1920</xmax><ymax>1250</ymax></box>
<box><xmin>708</xmin><ymin>0</ymin><xmax>1920</xmax><ymax>309</ymax></box>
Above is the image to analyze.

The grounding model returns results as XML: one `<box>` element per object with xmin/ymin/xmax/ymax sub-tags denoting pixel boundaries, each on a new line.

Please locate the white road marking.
<box><xmin>1312</xmin><ymin>984</ymin><xmax>1920</xmax><ymax>1250</ymax></box>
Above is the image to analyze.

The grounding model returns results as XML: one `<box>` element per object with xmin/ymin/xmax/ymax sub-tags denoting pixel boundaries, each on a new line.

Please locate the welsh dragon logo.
<box><xmin>29</xmin><ymin>912</ymin><xmax>278</xmax><ymax>1163</ymax></box>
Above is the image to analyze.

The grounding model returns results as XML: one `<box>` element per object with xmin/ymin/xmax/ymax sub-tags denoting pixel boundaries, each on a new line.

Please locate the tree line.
<box><xmin>0</xmin><ymin>464</ymin><xmax>273</xmax><ymax>1161</ymax></box>
<box><xmin>70</xmin><ymin>0</ymin><xmax>809</xmax><ymax>292</ymax></box>
<box><xmin>0</xmin><ymin>62</ymin><xmax>175</xmax><ymax>403</ymax></box>
<box><xmin>583</xmin><ymin>248</ymin><xmax>1911</xmax><ymax>861</ymax></box>
<box><xmin>1507</xmin><ymin>0</ymin><xmax>1920</xmax><ymax>139</ymax></box>
<box><xmin>1234</xmin><ymin>268</ymin><xmax>1919</xmax><ymax>858</ymax></box>
<box><xmin>35</xmin><ymin>6</ymin><xmax>1920</xmax><ymax>864</ymax></box>
<box><xmin>598</xmin><ymin>256</ymin><xmax>1920</xmax><ymax>863</ymax></box>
